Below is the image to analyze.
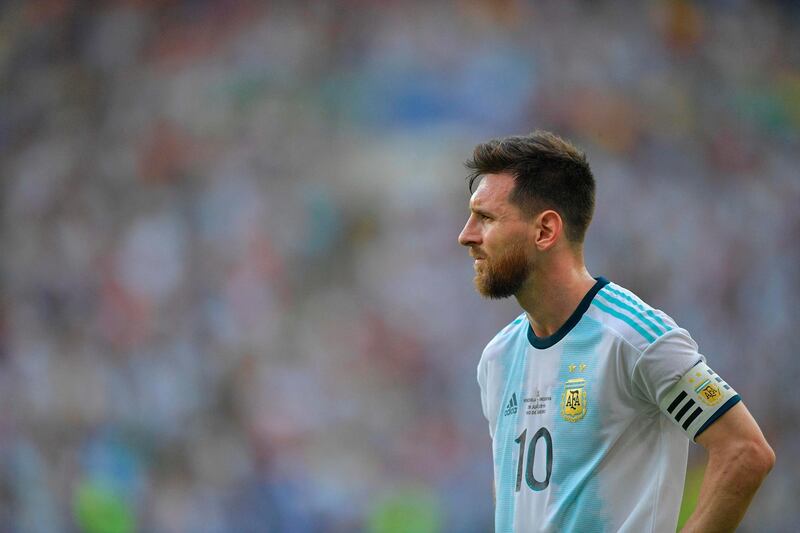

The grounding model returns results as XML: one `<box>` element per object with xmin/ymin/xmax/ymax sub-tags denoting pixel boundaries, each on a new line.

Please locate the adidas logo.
<box><xmin>504</xmin><ymin>393</ymin><xmax>518</xmax><ymax>416</ymax></box>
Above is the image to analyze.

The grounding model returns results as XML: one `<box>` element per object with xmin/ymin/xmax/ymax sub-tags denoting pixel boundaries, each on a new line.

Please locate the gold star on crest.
<box><xmin>579</xmin><ymin>363</ymin><xmax>587</xmax><ymax>372</ymax></box>
<box><xmin>568</xmin><ymin>364</ymin><xmax>577</xmax><ymax>372</ymax></box>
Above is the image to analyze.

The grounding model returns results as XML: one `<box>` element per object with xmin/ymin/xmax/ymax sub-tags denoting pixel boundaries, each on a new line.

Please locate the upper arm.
<box><xmin>632</xmin><ymin>330</ymin><xmax>743</xmax><ymax>441</ymax></box>
<box><xmin>695</xmin><ymin>401</ymin><xmax>775</xmax><ymax>469</ymax></box>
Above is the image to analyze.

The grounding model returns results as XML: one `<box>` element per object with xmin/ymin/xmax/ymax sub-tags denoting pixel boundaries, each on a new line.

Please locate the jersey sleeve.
<box><xmin>477</xmin><ymin>354</ymin><xmax>494</xmax><ymax>438</ymax></box>
<box><xmin>630</xmin><ymin>328</ymin><xmax>740</xmax><ymax>441</ymax></box>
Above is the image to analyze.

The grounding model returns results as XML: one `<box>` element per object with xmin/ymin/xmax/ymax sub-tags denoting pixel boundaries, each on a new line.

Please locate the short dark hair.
<box><xmin>465</xmin><ymin>130</ymin><xmax>595</xmax><ymax>243</ymax></box>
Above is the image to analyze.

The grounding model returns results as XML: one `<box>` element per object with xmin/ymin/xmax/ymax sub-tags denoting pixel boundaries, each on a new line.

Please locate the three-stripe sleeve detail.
<box><xmin>596</xmin><ymin>289</ymin><xmax>666</xmax><ymax>338</ymax></box>
<box><xmin>590</xmin><ymin>299</ymin><xmax>656</xmax><ymax>343</ymax></box>
<box><xmin>603</xmin><ymin>285</ymin><xmax>672</xmax><ymax>332</ymax></box>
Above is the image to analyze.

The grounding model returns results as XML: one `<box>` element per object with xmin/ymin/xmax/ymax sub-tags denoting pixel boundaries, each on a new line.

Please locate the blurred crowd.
<box><xmin>1</xmin><ymin>0</ymin><xmax>799</xmax><ymax>531</ymax></box>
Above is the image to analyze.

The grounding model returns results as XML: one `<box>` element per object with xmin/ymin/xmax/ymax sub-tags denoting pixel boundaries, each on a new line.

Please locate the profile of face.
<box><xmin>458</xmin><ymin>173</ymin><xmax>535</xmax><ymax>299</ymax></box>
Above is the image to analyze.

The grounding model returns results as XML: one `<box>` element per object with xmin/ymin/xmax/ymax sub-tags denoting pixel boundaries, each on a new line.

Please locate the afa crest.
<box><xmin>561</xmin><ymin>378</ymin><xmax>587</xmax><ymax>422</ymax></box>
<box><xmin>696</xmin><ymin>380</ymin><xmax>723</xmax><ymax>406</ymax></box>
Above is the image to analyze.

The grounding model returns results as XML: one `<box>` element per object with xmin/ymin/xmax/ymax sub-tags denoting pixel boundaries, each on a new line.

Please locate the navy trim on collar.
<box><xmin>526</xmin><ymin>277</ymin><xmax>610</xmax><ymax>349</ymax></box>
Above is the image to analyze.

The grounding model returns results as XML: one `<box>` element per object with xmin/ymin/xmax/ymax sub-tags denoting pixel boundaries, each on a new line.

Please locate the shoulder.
<box><xmin>477</xmin><ymin>312</ymin><xmax>528</xmax><ymax>378</ymax></box>
<box><xmin>481</xmin><ymin>312</ymin><xmax>528</xmax><ymax>358</ymax></box>
<box><xmin>588</xmin><ymin>281</ymin><xmax>705</xmax><ymax>405</ymax></box>
<box><xmin>586</xmin><ymin>281</ymin><xmax>684</xmax><ymax>354</ymax></box>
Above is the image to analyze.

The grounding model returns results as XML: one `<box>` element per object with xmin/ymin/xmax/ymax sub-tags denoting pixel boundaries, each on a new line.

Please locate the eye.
<box><xmin>470</xmin><ymin>211</ymin><xmax>492</xmax><ymax>222</ymax></box>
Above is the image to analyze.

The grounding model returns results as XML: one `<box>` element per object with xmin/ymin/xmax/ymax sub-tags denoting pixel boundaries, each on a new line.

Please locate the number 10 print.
<box><xmin>514</xmin><ymin>427</ymin><xmax>553</xmax><ymax>492</ymax></box>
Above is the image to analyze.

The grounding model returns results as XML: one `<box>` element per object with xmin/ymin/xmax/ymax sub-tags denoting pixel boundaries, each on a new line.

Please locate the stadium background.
<box><xmin>2</xmin><ymin>0</ymin><xmax>798</xmax><ymax>531</ymax></box>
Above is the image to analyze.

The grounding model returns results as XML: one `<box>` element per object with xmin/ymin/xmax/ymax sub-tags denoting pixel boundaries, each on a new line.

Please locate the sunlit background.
<box><xmin>2</xmin><ymin>0</ymin><xmax>799</xmax><ymax>531</ymax></box>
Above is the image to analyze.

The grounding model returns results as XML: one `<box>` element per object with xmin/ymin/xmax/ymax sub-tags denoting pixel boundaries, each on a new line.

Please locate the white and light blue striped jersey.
<box><xmin>477</xmin><ymin>277</ymin><xmax>740</xmax><ymax>533</ymax></box>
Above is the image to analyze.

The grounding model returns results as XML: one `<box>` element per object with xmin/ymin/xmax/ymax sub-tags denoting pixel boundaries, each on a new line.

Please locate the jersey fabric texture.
<box><xmin>476</xmin><ymin>277</ymin><xmax>741</xmax><ymax>533</ymax></box>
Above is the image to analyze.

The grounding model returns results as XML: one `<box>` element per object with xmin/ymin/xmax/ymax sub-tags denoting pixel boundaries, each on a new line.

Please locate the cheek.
<box><xmin>490</xmin><ymin>231</ymin><xmax>534</xmax><ymax>264</ymax></box>
<box><xmin>486</xmin><ymin>226</ymin><xmax>525</xmax><ymax>249</ymax></box>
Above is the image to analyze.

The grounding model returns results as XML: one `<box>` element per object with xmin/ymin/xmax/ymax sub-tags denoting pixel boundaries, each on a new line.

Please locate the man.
<box><xmin>458</xmin><ymin>131</ymin><xmax>774</xmax><ymax>532</ymax></box>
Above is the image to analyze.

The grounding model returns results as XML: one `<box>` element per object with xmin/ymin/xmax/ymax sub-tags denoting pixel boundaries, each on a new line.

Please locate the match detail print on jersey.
<box><xmin>658</xmin><ymin>361</ymin><xmax>740</xmax><ymax>440</ymax></box>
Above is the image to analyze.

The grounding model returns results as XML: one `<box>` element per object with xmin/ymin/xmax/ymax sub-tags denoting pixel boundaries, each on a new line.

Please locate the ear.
<box><xmin>534</xmin><ymin>210</ymin><xmax>563</xmax><ymax>251</ymax></box>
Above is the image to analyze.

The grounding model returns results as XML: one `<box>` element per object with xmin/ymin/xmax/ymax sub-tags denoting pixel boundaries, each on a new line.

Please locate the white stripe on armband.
<box><xmin>658</xmin><ymin>361</ymin><xmax>741</xmax><ymax>441</ymax></box>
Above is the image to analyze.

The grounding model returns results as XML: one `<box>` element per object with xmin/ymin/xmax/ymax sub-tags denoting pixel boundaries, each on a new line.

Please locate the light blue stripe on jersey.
<box><xmin>590</xmin><ymin>299</ymin><xmax>656</xmax><ymax>343</ymax></box>
<box><xmin>596</xmin><ymin>288</ymin><xmax>665</xmax><ymax>338</ymax></box>
<box><xmin>493</xmin><ymin>328</ymin><xmax>529</xmax><ymax>533</ymax></box>
<box><xmin>549</xmin><ymin>314</ymin><xmax>608</xmax><ymax>532</ymax></box>
<box><xmin>604</xmin><ymin>285</ymin><xmax>672</xmax><ymax>332</ymax></box>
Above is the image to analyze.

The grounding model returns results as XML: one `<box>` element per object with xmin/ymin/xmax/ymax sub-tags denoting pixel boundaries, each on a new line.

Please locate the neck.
<box><xmin>516</xmin><ymin>251</ymin><xmax>596</xmax><ymax>338</ymax></box>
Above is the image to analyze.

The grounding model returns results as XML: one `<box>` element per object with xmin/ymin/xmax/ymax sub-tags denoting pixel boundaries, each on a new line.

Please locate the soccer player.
<box><xmin>458</xmin><ymin>131</ymin><xmax>774</xmax><ymax>532</ymax></box>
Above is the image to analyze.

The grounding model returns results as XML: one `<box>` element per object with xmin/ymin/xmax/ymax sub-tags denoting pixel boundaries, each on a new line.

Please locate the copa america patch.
<box><xmin>658</xmin><ymin>361</ymin><xmax>741</xmax><ymax>441</ymax></box>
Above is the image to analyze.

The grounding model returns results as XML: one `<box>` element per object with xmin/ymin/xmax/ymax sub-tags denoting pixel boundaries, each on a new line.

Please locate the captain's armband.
<box><xmin>658</xmin><ymin>361</ymin><xmax>741</xmax><ymax>441</ymax></box>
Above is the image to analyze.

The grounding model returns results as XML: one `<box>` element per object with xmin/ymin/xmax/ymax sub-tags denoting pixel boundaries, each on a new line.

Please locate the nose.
<box><xmin>458</xmin><ymin>216</ymin><xmax>480</xmax><ymax>247</ymax></box>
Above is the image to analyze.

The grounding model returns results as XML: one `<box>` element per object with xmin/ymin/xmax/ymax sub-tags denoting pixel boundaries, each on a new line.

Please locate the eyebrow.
<box><xmin>470</xmin><ymin>206</ymin><xmax>496</xmax><ymax>218</ymax></box>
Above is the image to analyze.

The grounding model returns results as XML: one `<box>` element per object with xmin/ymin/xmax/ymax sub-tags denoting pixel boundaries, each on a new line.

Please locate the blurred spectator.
<box><xmin>1</xmin><ymin>0</ymin><xmax>798</xmax><ymax>531</ymax></box>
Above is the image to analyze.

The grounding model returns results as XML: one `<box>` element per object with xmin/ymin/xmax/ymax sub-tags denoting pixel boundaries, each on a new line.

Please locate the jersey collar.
<box><xmin>526</xmin><ymin>276</ymin><xmax>610</xmax><ymax>350</ymax></box>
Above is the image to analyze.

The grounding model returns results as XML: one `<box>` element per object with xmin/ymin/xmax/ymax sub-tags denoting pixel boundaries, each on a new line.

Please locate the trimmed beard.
<box><xmin>474</xmin><ymin>242</ymin><xmax>532</xmax><ymax>299</ymax></box>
